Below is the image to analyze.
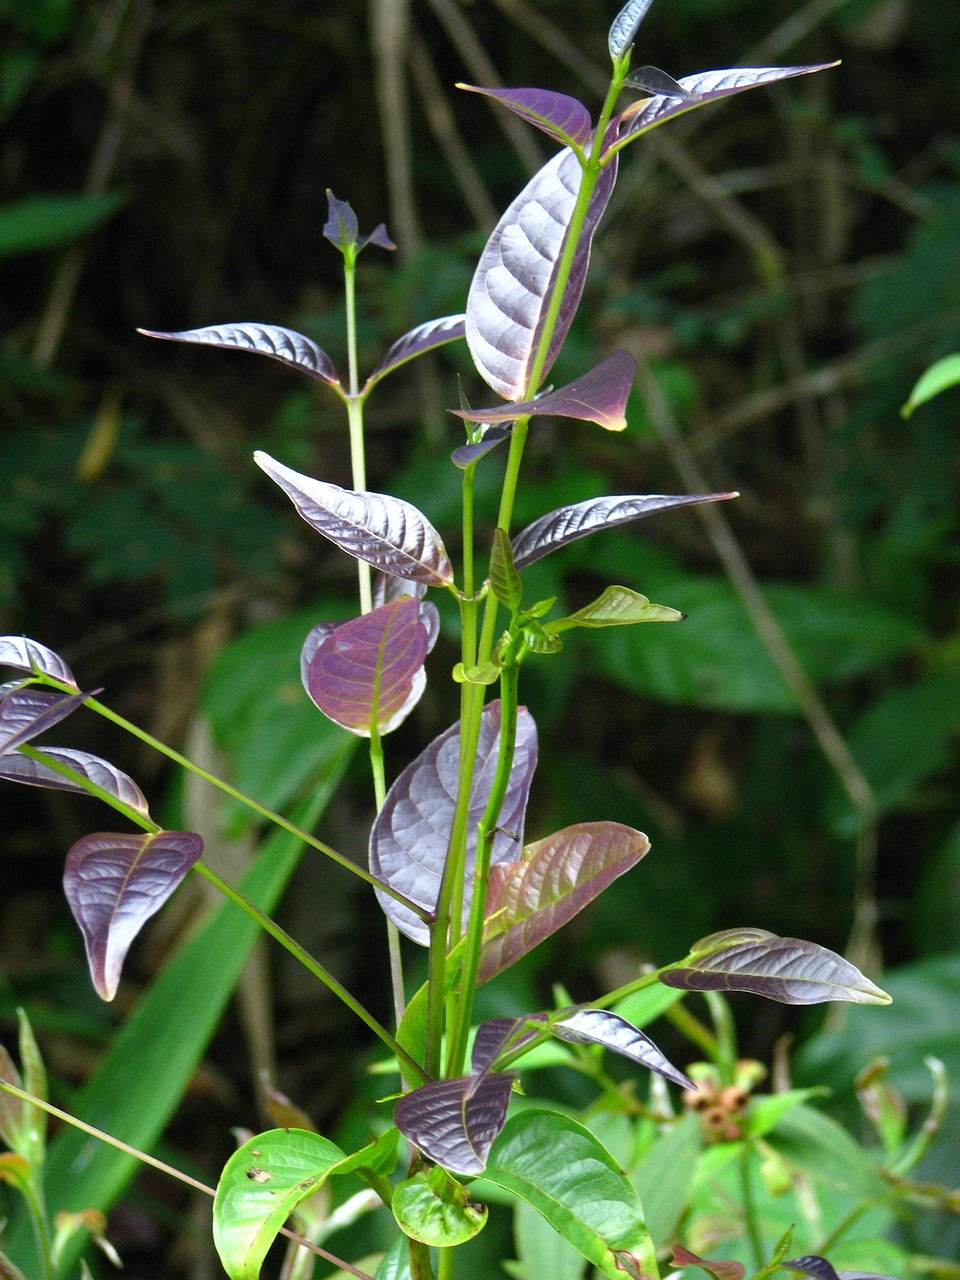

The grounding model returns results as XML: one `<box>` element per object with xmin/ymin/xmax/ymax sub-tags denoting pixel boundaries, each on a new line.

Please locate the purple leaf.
<box><xmin>0</xmin><ymin>637</ymin><xmax>78</xmax><ymax>689</ymax></box>
<box><xmin>452</xmin><ymin>425</ymin><xmax>512</xmax><ymax>469</ymax></box>
<box><xmin>471</xmin><ymin>1016</ymin><xmax>546</xmax><ymax>1074</ymax></box>
<box><xmin>64</xmin><ymin>830</ymin><xmax>203</xmax><ymax>1000</ymax></box>
<box><xmin>0</xmin><ymin>689</ymin><xmax>87</xmax><ymax>757</ymax></box>
<box><xmin>608</xmin><ymin>0</ymin><xmax>656</xmax><ymax>60</ymax></box>
<box><xmin>511</xmin><ymin>491</ymin><xmax>735</xmax><ymax>571</ymax></box>
<box><xmin>458</xmin><ymin>85</ymin><xmax>592</xmax><ymax>148</ymax></box>
<box><xmin>672</xmin><ymin>1245</ymin><xmax>746</xmax><ymax>1280</ymax></box>
<box><xmin>255</xmin><ymin>451</ymin><xmax>453</xmax><ymax>586</ymax></box>
<box><xmin>454</xmin><ymin>350</ymin><xmax>636</xmax><ymax>432</ymax></box>
<box><xmin>660</xmin><ymin>929</ymin><xmax>892</xmax><ymax>1006</ymax></box>
<box><xmin>479</xmin><ymin>822</ymin><xmax>648</xmax><ymax>982</ymax></box>
<box><xmin>394</xmin><ymin>1071</ymin><xmax>516</xmax><ymax>1176</ymax></box>
<box><xmin>323</xmin><ymin>190</ymin><xmax>395</xmax><ymax>255</ymax></box>
<box><xmin>626</xmin><ymin>66</ymin><xmax>694</xmax><ymax>99</ymax></box>
<box><xmin>0</xmin><ymin>747</ymin><xmax>149</xmax><ymax>817</ymax></box>
<box><xmin>364</xmin><ymin>315</ymin><xmax>466</xmax><ymax>392</ymax></box>
<box><xmin>612</xmin><ymin>64</ymin><xmax>839</xmax><ymax>149</ymax></box>
<box><xmin>552</xmin><ymin>1008</ymin><xmax>694</xmax><ymax>1090</ymax></box>
<box><xmin>370</xmin><ymin>700</ymin><xmax>538</xmax><ymax>944</ymax></box>
<box><xmin>466</xmin><ymin>145</ymin><xmax>618</xmax><ymax>401</ymax></box>
<box><xmin>306</xmin><ymin>597</ymin><xmax>429</xmax><ymax>737</ymax></box>
<box><xmin>783</xmin><ymin>1256</ymin><xmax>899</xmax><ymax>1280</ymax></box>
<box><xmin>138</xmin><ymin>322</ymin><xmax>341</xmax><ymax>387</ymax></box>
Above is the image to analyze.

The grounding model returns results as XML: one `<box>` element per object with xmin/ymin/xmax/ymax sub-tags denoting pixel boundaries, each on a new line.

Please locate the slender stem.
<box><xmin>371</xmin><ymin>721</ymin><xmax>407</xmax><ymax>1028</ymax></box>
<box><xmin>409</xmin><ymin>1239</ymin><xmax>435</xmax><ymax>1280</ymax></box>
<box><xmin>740</xmin><ymin>1142</ymin><xmax>765</xmax><ymax>1272</ymax></box>
<box><xmin>663</xmin><ymin>1001</ymin><xmax>720</xmax><ymax>1061</ymax></box>
<box><xmin>592</xmin><ymin>967</ymin><xmax>664</xmax><ymax>1009</ymax></box>
<box><xmin>344</xmin><ymin>243</ymin><xmax>373</xmax><ymax>613</ymax></box>
<box><xmin>21</xmin><ymin>1174</ymin><xmax>54</xmax><ymax>1280</ymax></box>
<box><xmin>705</xmin><ymin>992</ymin><xmax>738</xmax><ymax>1086</ymax></box>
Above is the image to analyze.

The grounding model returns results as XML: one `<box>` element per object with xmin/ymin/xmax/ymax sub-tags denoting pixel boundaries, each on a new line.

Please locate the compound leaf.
<box><xmin>139</xmin><ymin>322</ymin><xmax>340</xmax><ymax>387</ymax></box>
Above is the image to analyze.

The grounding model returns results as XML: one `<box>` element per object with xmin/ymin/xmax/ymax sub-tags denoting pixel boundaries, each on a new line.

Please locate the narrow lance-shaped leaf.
<box><xmin>139</xmin><ymin>322</ymin><xmax>341</xmax><ymax>388</ymax></box>
<box><xmin>512</xmin><ymin>491</ymin><xmax>735</xmax><ymax>571</ymax></box>
<box><xmin>552</xmin><ymin>1008</ymin><xmax>694</xmax><ymax>1090</ymax></box>
<box><xmin>457</xmin><ymin>85</ymin><xmax>592</xmax><ymax>148</ymax></box>
<box><xmin>471</xmin><ymin>1016</ymin><xmax>546</xmax><ymax>1074</ymax></box>
<box><xmin>547</xmin><ymin>585</ymin><xmax>683</xmax><ymax>631</ymax></box>
<box><xmin>392</xmin><ymin>1164</ymin><xmax>488</xmax><ymax>1245</ymax></box>
<box><xmin>0</xmin><ymin>636</ymin><xmax>78</xmax><ymax>688</ymax></box>
<box><xmin>901</xmin><ymin>353</ymin><xmax>960</xmax><ymax>417</ymax></box>
<box><xmin>0</xmin><ymin>1046</ymin><xmax>24</xmax><ymax>1151</ymax></box>
<box><xmin>451</xmin><ymin>425</ymin><xmax>512</xmax><ymax>469</ymax></box>
<box><xmin>370</xmin><ymin>700</ymin><xmax>538</xmax><ymax>944</ymax></box>
<box><xmin>490</xmin><ymin>529</ymin><xmax>523</xmax><ymax>613</ymax></box>
<box><xmin>395</xmin><ymin>1071</ymin><xmax>517</xmax><ymax>1176</ymax></box>
<box><xmin>0</xmin><ymin>747</ymin><xmax>150</xmax><ymax>818</ymax></box>
<box><xmin>364</xmin><ymin>315</ymin><xmax>466</xmax><ymax>392</ymax></box>
<box><xmin>608</xmin><ymin>0</ymin><xmax>656</xmax><ymax>60</ymax></box>
<box><xmin>454</xmin><ymin>351</ymin><xmax>636</xmax><ymax>432</ymax></box>
<box><xmin>64</xmin><ymin>830</ymin><xmax>204</xmax><ymax>1001</ymax></box>
<box><xmin>660</xmin><ymin>928</ymin><xmax>892</xmax><ymax>1006</ymax></box>
<box><xmin>0</xmin><ymin>688</ymin><xmax>87</xmax><ymax>757</ymax></box>
<box><xmin>479</xmin><ymin>822</ymin><xmax>649</xmax><ymax>983</ymax></box>
<box><xmin>255</xmin><ymin>451</ymin><xmax>453</xmax><ymax>586</ymax></box>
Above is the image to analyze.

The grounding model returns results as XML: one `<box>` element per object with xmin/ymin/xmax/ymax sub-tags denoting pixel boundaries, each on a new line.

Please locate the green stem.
<box><xmin>705</xmin><ymin>992</ymin><xmax>738</xmax><ymax>1086</ymax></box>
<box><xmin>740</xmin><ymin>1142</ymin><xmax>765</xmax><ymax>1272</ymax></box>
<box><xmin>370</xmin><ymin>721</ymin><xmax>406</xmax><ymax>1028</ymax></box>
<box><xmin>21</xmin><ymin>1174</ymin><xmax>54</xmax><ymax>1280</ymax></box>
<box><xmin>437</xmin><ymin>1244</ymin><xmax>455</xmax><ymax>1280</ymax></box>
<box><xmin>663</xmin><ymin>1001</ymin><xmax>720</xmax><ymax>1062</ymax></box>
<box><xmin>408</xmin><ymin>1239</ymin><xmax>435</xmax><ymax>1280</ymax></box>
<box><xmin>344</xmin><ymin>244</ymin><xmax>373</xmax><ymax>614</ymax></box>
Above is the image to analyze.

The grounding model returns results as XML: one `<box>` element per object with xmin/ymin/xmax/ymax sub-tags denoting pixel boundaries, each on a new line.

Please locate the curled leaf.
<box><xmin>458</xmin><ymin>85</ymin><xmax>592</xmax><ymax>148</ymax></box>
<box><xmin>139</xmin><ymin>322</ymin><xmax>340</xmax><ymax>387</ymax></box>
<box><xmin>393</xmin><ymin>1165</ymin><xmax>488</xmax><ymax>1245</ymax></box>
<box><xmin>451</xmin><ymin>425</ymin><xmax>512</xmax><ymax>469</ymax></box>
<box><xmin>608</xmin><ymin>0</ymin><xmax>656</xmax><ymax>60</ymax></box>
<box><xmin>0</xmin><ymin>689</ymin><xmax>87</xmax><ymax>757</ymax></box>
<box><xmin>0</xmin><ymin>746</ymin><xmax>150</xmax><ymax>817</ymax></box>
<box><xmin>453</xmin><ymin>351</ymin><xmax>636</xmax><ymax>432</ymax></box>
<box><xmin>0</xmin><ymin>637</ymin><xmax>78</xmax><ymax>689</ymax></box>
<box><xmin>394</xmin><ymin>1072</ymin><xmax>516</xmax><ymax>1176</ymax></box>
<box><xmin>364</xmin><ymin>314</ymin><xmax>466</xmax><ymax>392</ymax></box>
<box><xmin>626</xmin><ymin>66</ymin><xmax>694</xmax><ymax>99</ymax></box>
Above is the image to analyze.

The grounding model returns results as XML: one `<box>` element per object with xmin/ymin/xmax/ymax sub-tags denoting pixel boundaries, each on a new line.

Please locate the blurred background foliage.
<box><xmin>1</xmin><ymin>0</ymin><xmax>959</xmax><ymax>1273</ymax></box>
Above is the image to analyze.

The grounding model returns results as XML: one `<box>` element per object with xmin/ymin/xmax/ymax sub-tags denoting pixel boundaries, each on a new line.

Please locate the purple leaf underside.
<box><xmin>394</xmin><ymin>1071</ymin><xmax>516</xmax><ymax>1176</ymax></box>
<box><xmin>0</xmin><ymin>689</ymin><xmax>87</xmax><ymax>756</ymax></box>
<box><xmin>451</xmin><ymin>426</ymin><xmax>512</xmax><ymax>469</ymax></box>
<box><xmin>552</xmin><ymin>1008</ymin><xmax>694</xmax><ymax>1090</ymax></box>
<box><xmin>0</xmin><ymin>747</ymin><xmax>149</xmax><ymax>816</ymax></box>
<box><xmin>783</xmin><ymin>1256</ymin><xmax>899</xmax><ymax>1280</ymax></box>
<box><xmin>364</xmin><ymin>315</ymin><xmax>466</xmax><ymax>391</ymax></box>
<box><xmin>255</xmin><ymin>451</ymin><xmax>453</xmax><ymax>586</ymax></box>
<box><xmin>458</xmin><ymin>85</ymin><xmax>592</xmax><ymax>147</ymax></box>
<box><xmin>608</xmin><ymin>0</ymin><xmax>656</xmax><ymax>60</ymax></box>
<box><xmin>466</xmin><ymin>143</ymin><xmax>619</xmax><ymax>401</ymax></box>
<box><xmin>672</xmin><ymin>1245</ymin><xmax>746</xmax><ymax>1280</ymax></box>
<box><xmin>660</xmin><ymin>928</ymin><xmax>892</xmax><ymax>1006</ymax></box>
<box><xmin>370</xmin><ymin>701</ymin><xmax>538</xmax><ymax>945</ymax></box>
<box><xmin>139</xmin><ymin>322</ymin><xmax>340</xmax><ymax>387</ymax></box>
<box><xmin>64</xmin><ymin>830</ymin><xmax>203</xmax><ymax>1000</ymax></box>
<box><xmin>471</xmin><ymin>1016</ymin><xmax>547</xmax><ymax>1074</ymax></box>
<box><xmin>511</xmin><ymin>491</ymin><xmax>735</xmax><ymax>571</ymax></box>
<box><xmin>454</xmin><ymin>350</ymin><xmax>636</xmax><ymax>432</ymax></box>
<box><xmin>479</xmin><ymin>821</ymin><xmax>649</xmax><ymax>982</ymax></box>
<box><xmin>324</xmin><ymin>189</ymin><xmax>395</xmax><ymax>254</ymax></box>
<box><xmin>626</xmin><ymin>66</ymin><xmax>694</xmax><ymax>100</ymax></box>
<box><xmin>306</xmin><ymin>597</ymin><xmax>429</xmax><ymax>736</ymax></box>
<box><xmin>0</xmin><ymin>637</ymin><xmax>78</xmax><ymax>689</ymax></box>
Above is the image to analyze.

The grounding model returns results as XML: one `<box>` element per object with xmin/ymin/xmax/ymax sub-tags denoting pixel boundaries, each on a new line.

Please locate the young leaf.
<box><xmin>394</xmin><ymin>1072</ymin><xmax>517</xmax><ymax>1176</ymax></box>
<box><xmin>466</xmin><ymin>145</ymin><xmax>619</xmax><ymax>401</ymax></box>
<box><xmin>490</xmin><ymin>528</ymin><xmax>523</xmax><ymax>613</ymax></box>
<box><xmin>471</xmin><ymin>1016</ymin><xmax>546</xmax><ymax>1074</ymax></box>
<box><xmin>552</xmin><ymin>1008</ymin><xmax>694</xmax><ymax>1090</ymax></box>
<box><xmin>0</xmin><ymin>747</ymin><xmax>150</xmax><ymax>817</ymax></box>
<box><xmin>15</xmin><ymin>1010</ymin><xmax>47</xmax><ymax>1167</ymax></box>
<box><xmin>139</xmin><ymin>322</ymin><xmax>341</xmax><ymax>387</ymax></box>
<box><xmin>0</xmin><ymin>1045</ymin><xmax>24</xmax><ymax>1151</ymax></box>
<box><xmin>901</xmin><ymin>352</ymin><xmax>960</xmax><ymax>417</ymax></box>
<box><xmin>512</xmin><ymin>491</ymin><xmax>734</xmax><ymax>570</ymax></box>
<box><xmin>660</xmin><ymin>928</ymin><xmax>892</xmax><ymax>1006</ymax></box>
<box><xmin>627</xmin><ymin>66</ymin><xmax>694</xmax><ymax>99</ymax></box>
<box><xmin>393</xmin><ymin>1164</ymin><xmax>488</xmax><ymax>1245</ymax></box>
<box><xmin>453</xmin><ymin>350</ymin><xmax>636</xmax><ymax>431</ymax></box>
<box><xmin>64</xmin><ymin>830</ymin><xmax>203</xmax><ymax>1000</ymax></box>
<box><xmin>0</xmin><ymin>636</ymin><xmax>78</xmax><ymax>689</ymax></box>
<box><xmin>255</xmin><ymin>452</ymin><xmax>453</xmax><ymax>586</ymax></box>
<box><xmin>608</xmin><ymin>0</ymin><xmax>656</xmax><ymax>61</ymax></box>
<box><xmin>364</xmin><ymin>315</ymin><xmax>466</xmax><ymax>392</ymax></box>
<box><xmin>478</xmin><ymin>822</ymin><xmax>648</xmax><ymax>982</ymax></box>
<box><xmin>323</xmin><ymin>189</ymin><xmax>395</xmax><ymax>255</ymax></box>
<box><xmin>483</xmin><ymin>1109</ymin><xmax>658</xmax><ymax>1280</ymax></box>
<box><xmin>547</xmin><ymin>585</ymin><xmax>683</xmax><ymax>632</ymax></box>
<box><xmin>370</xmin><ymin>700</ymin><xmax>538</xmax><ymax>944</ymax></box>
<box><xmin>457</xmin><ymin>85</ymin><xmax>592</xmax><ymax>148</ymax></box>
<box><xmin>671</xmin><ymin>1244</ymin><xmax>745</xmax><ymax>1280</ymax></box>
<box><xmin>451</xmin><ymin>425</ymin><xmax>512</xmax><ymax>469</ymax></box>
<box><xmin>306</xmin><ymin>597</ymin><xmax>429</xmax><ymax>737</ymax></box>
<box><xmin>782</xmin><ymin>1257</ymin><xmax>899</xmax><ymax>1280</ymax></box>
<box><xmin>0</xmin><ymin>689</ymin><xmax>87</xmax><ymax>757</ymax></box>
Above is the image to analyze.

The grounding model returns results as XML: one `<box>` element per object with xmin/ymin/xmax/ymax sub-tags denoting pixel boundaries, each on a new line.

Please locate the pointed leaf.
<box><xmin>466</xmin><ymin>145</ymin><xmax>618</xmax><ymax>401</ymax></box>
<box><xmin>660</xmin><ymin>929</ymin><xmax>892</xmax><ymax>1006</ymax></box>
<box><xmin>371</xmin><ymin>701</ymin><xmax>538</xmax><ymax>944</ymax></box>
<box><xmin>548</xmin><ymin>584</ymin><xmax>683</xmax><ymax>631</ymax></box>
<box><xmin>255</xmin><ymin>452</ymin><xmax>453</xmax><ymax>586</ymax></box>
<box><xmin>613</xmin><ymin>64</ymin><xmax>839</xmax><ymax>149</ymax></box>
<box><xmin>364</xmin><ymin>315</ymin><xmax>466</xmax><ymax>392</ymax></box>
<box><xmin>608</xmin><ymin>0</ymin><xmax>656</xmax><ymax>60</ymax></box>
<box><xmin>552</xmin><ymin>1008</ymin><xmax>694</xmax><ymax>1090</ymax></box>
<box><xmin>457</xmin><ymin>85</ymin><xmax>592</xmax><ymax>148</ymax></box>
<box><xmin>671</xmin><ymin>1245</ymin><xmax>745</xmax><ymax>1280</ymax></box>
<box><xmin>0</xmin><ymin>1153</ymin><xmax>32</xmax><ymax>1196</ymax></box>
<box><xmin>627</xmin><ymin>66</ymin><xmax>695</xmax><ymax>99</ymax></box>
<box><xmin>139</xmin><ymin>322</ymin><xmax>340</xmax><ymax>387</ymax></box>
<box><xmin>15</xmin><ymin>1010</ymin><xmax>46</xmax><ymax>1167</ymax></box>
<box><xmin>395</xmin><ymin>1071</ymin><xmax>516</xmax><ymax>1176</ymax></box>
<box><xmin>483</xmin><ymin>1109</ymin><xmax>658</xmax><ymax>1280</ymax></box>
<box><xmin>393</xmin><ymin>1164</ymin><xmax>488</xmax><ymax>1245</ymax></box>
<box><xmin>0</xmin><ymin>1045</ymin><xmax>24</xmax><ymax>1151</ymax></box>
<box><xmin>64</xmin><ymin>830</ymin><xmax>203</xmax><ymax>1001</ymax></box>
<box><xmin>479</xmin><ymin>822</ymin><xmax>648</xmax><ymax>982</ymax></box>
<box><xmin>454</xmin><ymin>351</ymin><xmax>636</xmax><ymax>431</ymax></box>
<box><xmin>451</xmin><ymin>425</ymin><xmax>512</xmax><ymax>468</ymax></box>
<box><xmin>512</xmin><ymin>491</ymin><xmax>735</xmax><ymax>571</ymax></box>
<box><xmin>783</xmin><ymin>1257</ymin><xmax>899</xmax><ymax>1280</ymax></box>
<box><xmin>323</xmin><ymin>190</ymin><xmax>359</xmax><ymax>249</ymax></box>
<box><xmin>0</xmin><ymin>637</ymin><xmax>78</xmax><ymax>689</ymax></box>
<box><xmin>0</xmin><ymin>747</ymin><xmax>149</xmax><ymax>817</ymax></box>
<box><xmin>472</xmin><ymin>1016</ymin><xmax>546</xmax><ymax>1074</ymax></box>
<box><xmin>306</xmin><ymin>597</ymin><xmax>429</xmax><ymax>736</ymax></box>
<box><xmin>901</xmin><ymin>353</ymin><xmax>960</xmax><ymax>417</ymax></box>
<box><xmin>0</xmin><ymin>688</ymin><xmax>87</xmax><ymax>756</ymax></box>
<box><xmin>490</xmin><ymin>528</ymin><xmax>523</xmax><ymax>612</ymax></box>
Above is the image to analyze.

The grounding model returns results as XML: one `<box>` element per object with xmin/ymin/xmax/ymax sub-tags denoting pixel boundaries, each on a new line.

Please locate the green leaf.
<box><xmin>393</xmin><ymin>1165</ymin><xmax>488</xmax><ymax>1246</ymax></box>
<box><xmin>15</xmin><ymin>1013</ymin><xmax>45</xmax><ymax>1167</ymax></box>
<box><xmin>744</xmin><ymin>1089</ymin><xmax>828</xmax><ymax>1140</ymax></box>
<box><xmin>375</xmin><ymin>1237</ymin><xmax>413</xmax><ymax>1280</ymax></box>
<box><xmin>901</xmin><ymin>353</ymin><xmax>960</xmax><ymax>416</ymax></box>
<box><xmin>491</xmin><ymin>528</ymin><xmax>523</xmax><ymax>613</ymax></box>
<box><xmin>453</xmin><ymin>660</ymin><xmax>502</xmax><ymax>686</ymax></box>
<box><xmin>611</xmin><ymin>983</ymin><xmax>684</xmax><ymax>1029</ymax></box>
<box><xmin>631</xmin><ymin>1113</ymin><xmax>701</xmax><ymax>1247</ymax></box>
<box><xmin>0</xmin><ymin>191</ymin><xmax>127</xmax><ymax>258</ymax></box>
<box><xmin>483</xmin><ymin>1109</ymin><xmax>658</xmax><ymax>1280</ymax></box>
<box><xmin>548</xmin><ymin>585</ymin><xmax>683</xmax><ymax>632</ymax></box>
<box><xmin>512</xmin><ymin>1198</ymin><xmax>587</xmax><ymax>1280</ymax></box>
<box><xmin>764</xmin><ymin>1104</ymin><xmax>891</xmax><ymax>1204</ymax></box>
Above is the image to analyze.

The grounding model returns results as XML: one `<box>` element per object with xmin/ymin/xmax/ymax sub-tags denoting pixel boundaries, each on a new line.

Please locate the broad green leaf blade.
<box><xmin>632</xmin><ymin>1113</ymin><xmax>701</xmax><ymax>1247</ymax></box>
<box><xmin>608</xmin><ymin>0</ymin><xmax>655</xmax><ymax>60</ymax></box>
<box><xmin>552</xmin><ymin>1008</ymin><xmax>694</xmax><ymax>1090</ymax></box>
<box><xmin>766</xmin><ymin>1104</ymin><xmax>892</xmax><ymax>1205</ymax></box>
<box><xmin>0</xmin><ymin>637</ymin><xmax>78</xmax><ymax>688</ymax></box>
<box><xmin>548</xmin><ymin>585</ymin><xmax>683</xmax><ymax>632</ymax></box>
<box><xmin>393</xmin><ymin>1165</ymin><xmax>488</xmax><ymax>1245</ymax></box>
<box><xmin>483</xmin><ymin>1109</ymin><xmax>658</xmax><ymax>1280</ymax></box>
<box><xmin>479</xmin><ymin>822</ymin><xmax>648</xmax><ymax>982</ymax></box>
<box><xmin>0</xmin><ymin>747</ymin><xmax>149</xmax><ymax>818</ymax></box>
<box><xmin>458</xmin><ymin>85</ymin><xmax>592</xmax><ymax>148</ymax></box>
<box><xmin>901</xmin><ymin>353</ymin><xmax>960</xmax><ymax>416</ymax></box>
<box><xmin>375</xmin><ymin>1238</ymin><xmax>412</xmax><ymax>1280</ymax></box>
<box><xmin>660</xmin><ymin>929</ymin><xmax>891</xmax><ymax>1006</ymax></box>
<box><xmin>0</xmin><ymin>191</ymin><xmax>126</xmax><ymax>258</ymax></box>
<box><xmin>213</xmin><ymin>1128</ymin><xmax>348</xmax><ymax>1279</ymax></box>
<box><xmin>64</xmin><ymin>830</ymin><xmax>203</xmax><ymax>1001</ymax></box>
<box><xmin>139</xmin><ymin>321</ymin><xmax>340</xmax><ymax>387</ymax></box>
<box><xmin>255</xmin><ymin>452</ymin><xmax>453</xmax><ymax>586</ymax></box>
<box><xmin>0</xmin><ymin>689</ymin><xmax>86</xmax><ymax>756</ymax></box>
<box><xmin>490</xmin><ymin>529</ymin><xmax>523</xmax><ymax>613</ymax></box>
<box><xmin>364</xmin><ymin>315</ymin><xmax>466</xmax><ymax>392</ymax></box>
<box><xmin>454</xmin><ymin>351</ymin><xmax>637</xmax><ymax>431</ymax></box>
<box><xmin>394</xmin><ymin>1072</ymin><xmax>516</xmax><ymax>1176</ymax></box>
<box><xmin>513</xmin><ymin>1198</ymin><xmax>586</xmax><ymax>1280</ymax></box>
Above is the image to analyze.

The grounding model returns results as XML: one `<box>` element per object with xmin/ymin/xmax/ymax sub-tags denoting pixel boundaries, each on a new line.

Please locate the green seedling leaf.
<box><xmin>609</xmin><ymin>0</ymin><xmax>655</xmax><ymax>60</ymax></box>
<box><xmin>490</xmin><ymin>528</ymin><xmax>523</xmax><ymax>613</ymax></box>
<box><xmin>0</xmin><ymin>747</ymin><xmax>150</xmax><ymax>818</ymax></box>
<box><xmin>454</xmin><ymin>351</ymin><xmax>637</xmax><ymax>431</ymax></box>
<box><xmin>139</xmin><ymin>322</ymin><xmax>341</xmax><ymax>387</ymax></box>
<box><xmin>671</xmin><ymin>1244</ymin><xmax>745</xmax><ymax>1279</ymax></box>
<box><xmin>452</xmin><ymin>660</ymin><xmax>501</xmax><ymax>686</ymax></box>
<box><xmin>0</xmin><ymin>1045</ymin><xmax>24</xmax><ymax>1151</ymax></box>
<box><xmin>744</xmin><ymin>1088</ymin><xmax>828</xmax><ymax>1139</ymax></box>
<box><xmin>901</xmin><ymin>353</ymin><xmax>960</xmax><ymax>416</ymax></box>
<box><xmin>660</xmin><ymin>928</ymin><xmax>892</xmax><ymax>1005</ymax></box>
<box><xmin>64</xmin><ymin>830</ymin><xmax>203</xmax><ymax>1001</ymax></box>
<box><xmin>0</xmin><ymin>1153</ymin><xmax>32</xmax><ymax>1198</ymax></box>
<box><xmin>458</xmin><ymin>85</ymin><xmax>592</xmax><ymax>148</ymax></box>
<box><xmin>547</xmin><ymin>585</ymin><xmax>683</xmax><ymax>632</ymax></box>
<box><xmin>854</xmin><ymin>1059</ymin><xmax>907</xmax><ymax>1159</ymax></box>
<box><xmin>393</xmin><ymin>1164</ymin><xmax>488</xmax><ymax>1245</ymax></box>
<box><xmin>483</xmin><ymin>1109</ymin><xmax>658</xmax><ymax>1280</ymax></box>
<box><xmin>16</xmin><ymin>1012</ymin><xmax>46</xmax><ymax>1166</ymax></box>
<box><xmin>513</xmin><ymin>1197</ymin><xmax>587</xmax><ymax>1280</ymax></box>
<box><xmin>0</xmin><ymin>190</ymin><xmax>126</xmax><ymax>258</ymax></box>
<box><xmin>0</xmin><ymin>637</ymin><xmax>78</xmax><ymax>689</ymax></box>
<box><xmin>632</xmin><ymin>1113</ymin><xmax>701</xmax><ymax>1247</ymax></box>
<box><xmin>364</xmin><ymin>315</ymin><xmax>465</xmax><ymax>393</ymax></box>
<box><xmin>522</xmin><ymin>626</ymin><xmax>562</xmax><ymax>655</ymax></box>
<box><xmin>394</xmin><ymin>1071</ymin><xmax>516</xmax><ymax>1176</ymax></box>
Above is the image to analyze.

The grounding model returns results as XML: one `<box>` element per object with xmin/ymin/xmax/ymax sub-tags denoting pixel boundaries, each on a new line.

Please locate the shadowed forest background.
<box><xmin>1</xmin><ymin>0</ymin><xmax>959</xmax><ymax>1274</ymax></box>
